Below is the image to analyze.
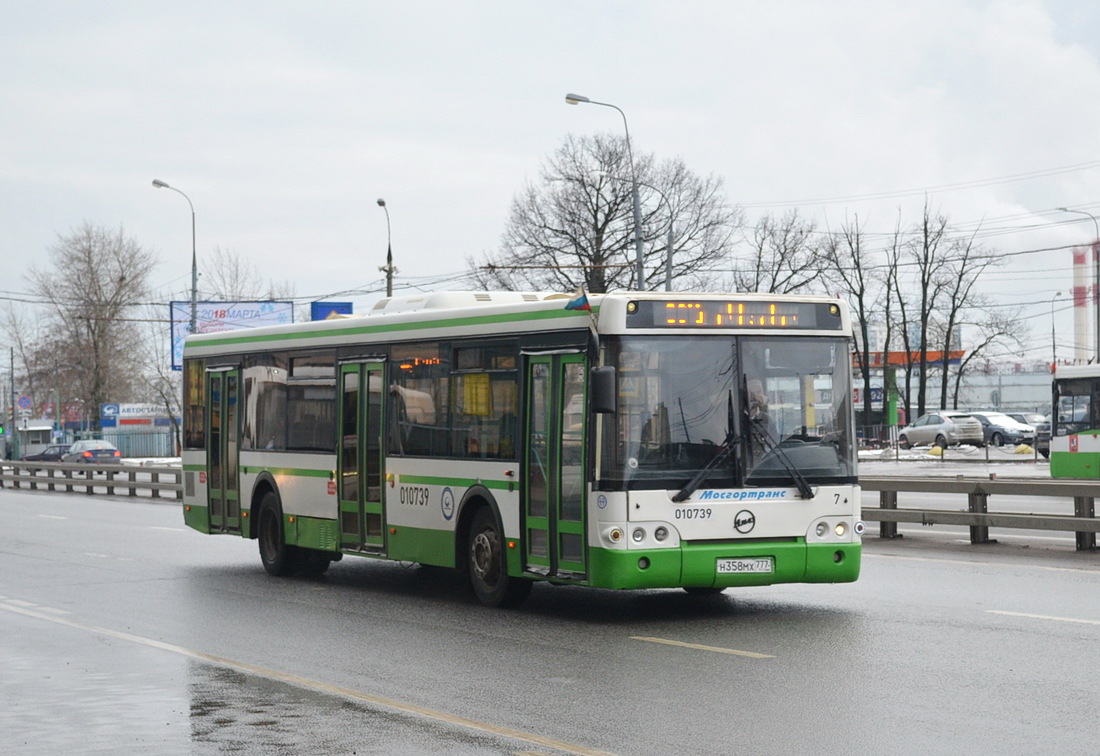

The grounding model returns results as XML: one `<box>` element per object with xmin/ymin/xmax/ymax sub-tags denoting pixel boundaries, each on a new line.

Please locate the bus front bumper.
<box><xmin>586</xmin><ymin>539</ymin><xmax>861</xmax><ymax>590</ymax></box>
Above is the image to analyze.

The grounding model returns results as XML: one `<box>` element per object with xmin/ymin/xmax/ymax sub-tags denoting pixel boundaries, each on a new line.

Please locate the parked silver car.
<box><xmin>898</xmin><ymin>411</ymin><xmax>984</xmax><ymax>449</ymax></box>
<box><xmin>1006</xmin><ymin>412</ymin><xmax>1045</xmax><ymax>426</ymax></box>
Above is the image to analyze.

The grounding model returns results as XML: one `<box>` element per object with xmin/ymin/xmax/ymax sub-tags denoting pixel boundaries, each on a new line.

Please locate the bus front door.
<box><xmin>206</xmin><ymin>368</ymin><xmax>241</xmax><ymax>533</ymax></box>
<box><xmin>524</xmin><ymin>354</ymin><xmax>587</xmax><ymax>579</ymax></box>
<box><xmin>338</xmin><ymin>362</ymin><xmax>386</xmax><ymax>553</ymax></box>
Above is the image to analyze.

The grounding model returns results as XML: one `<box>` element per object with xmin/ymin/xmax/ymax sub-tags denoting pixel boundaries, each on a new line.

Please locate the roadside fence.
<box><xmin>0</xmin><ymin>461</ymin><xmax>181</xmax><ymax>499</ymax></box>
<box><xmin>863</xmin><ymin>475</ymin><xmax>1097</xmax><ymax>552</ymax></box>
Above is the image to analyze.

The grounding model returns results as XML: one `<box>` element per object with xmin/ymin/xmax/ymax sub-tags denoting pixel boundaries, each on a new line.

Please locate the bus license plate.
<box><xmin>716</xmin><ymin>557</ymin><xmax>773</xmax><ymax>574</ymax></box>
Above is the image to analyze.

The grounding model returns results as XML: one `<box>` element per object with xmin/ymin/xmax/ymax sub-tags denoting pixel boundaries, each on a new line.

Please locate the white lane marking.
<box><xmin>863</xmin><ymin>552</ymin><xmax>1100</xmax><ymax>574</ymax></box>
<box><xmin>3</xmin><ymin>599</ymin><xmax>37</xmax><ymax>607</ymax></box>
<box><xmin>38</xmin><ymin>514</ymin><xmax>67</xmax><ymax>520</ymax></box>
<box><xmin>630</xmin><ymin>635</ymin><xmax>774</xmax><ymax>659</ymax></box>
<box><xmin>987</xmin><ymin>610</ymin><xmax>1100</xmax><ymax>626</ymax></box>
<box><xmin>0</xmin><ymin>602</ymin><xmax>619</xmax><ymax>756</ymax></box>
<box><xmin>147</xmin><ymin>526</ymin><xmax>187</xmax><ymax>532</ymax></box>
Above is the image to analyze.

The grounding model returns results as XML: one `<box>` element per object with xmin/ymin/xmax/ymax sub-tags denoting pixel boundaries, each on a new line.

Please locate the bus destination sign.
<box><xmin>625</xmin><ymin>299</ymin><xmax>843</xmax><ymax>330</ymax></box>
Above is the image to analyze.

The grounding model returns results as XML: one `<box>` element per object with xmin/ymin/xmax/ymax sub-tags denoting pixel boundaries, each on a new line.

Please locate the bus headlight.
<box><xmin>834</xmin><ymin>522</ymin><xmax>848</xmax><ymax>537</ymax></box>
<box><xmin>607</xmin><ymin>527</ymin><xmax>624</xmax><ymax>543</ymax></box>
<box><xmin>816</xmin><ymin>522</ymin><xmax>828</xmax><ymax>537</ymax></box>
<box><xmin>632</xmin><ymin>528</ymin><xmax>646</xmax><ymax>543</ymax></box>
<box><xmin>654</xmin><ymin>526</ymin><xmax>669</xmax><ymax>542</ymax></box>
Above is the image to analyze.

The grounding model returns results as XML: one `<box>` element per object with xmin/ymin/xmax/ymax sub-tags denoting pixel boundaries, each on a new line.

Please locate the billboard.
<box><xmin>100</xmin><ymin>403</ymin><xmax>176</xmax><ymax>428</ymax></box>
<box><xmin>310</xmin><ymin>301</ymin><xmax>353</xmax><ymax>320</ymax></box>
<box><xmin>170</xmin><ymin>300</ymin><xmax>294</xmax><ymax>369</ymax></box>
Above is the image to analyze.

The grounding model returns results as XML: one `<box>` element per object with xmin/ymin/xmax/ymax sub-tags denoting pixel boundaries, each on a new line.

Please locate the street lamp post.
<box><xmin>1058</xmin><ymin>206</ymin><xmax>1100</xmax><ymax>361</ymax></box>
<box><xmin>377</xmin><ymin>198</ymin><xmax>395</xmax><ymax>297</ymax></box>
<box><xmin>566</xmin><ymin>93</ymin><xmax>646</xmax><ymax>290</ymax></box>
<box><xmin>643</xmin><ymin>182</ymin><xmax>675</xmax><ymax>292</ymax></box>
<box><xmin>599</xmin><ymin>174</ymin><xmax>675</xmax><ymax>291</ymax></box>
<box><xmin>152</xmin><ymin>179</ymin><xmax>198</xmax><ymax>334</ymax></box>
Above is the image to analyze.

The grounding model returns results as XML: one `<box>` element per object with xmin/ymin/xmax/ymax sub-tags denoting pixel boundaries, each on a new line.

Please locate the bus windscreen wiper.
<box><xmin>671</xmin><ymin>428</ymin><xmax>736</xmax><ymax>503</ymax></box>
<box><xmin>748</xmin><ymin>422</ymin><xmax>815</xmax><ymax>499</ymax></box>
<box><xmin>672</xmin><ymin>391</ymin><xmax>738</xmax><ymax>503</ymax></box>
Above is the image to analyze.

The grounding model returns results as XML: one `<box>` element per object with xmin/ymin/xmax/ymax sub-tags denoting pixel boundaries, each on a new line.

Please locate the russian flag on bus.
<box><xmin>565</xmin><ymin>288</ymin><xmax>591</xmax><ymax>311</ymax></box>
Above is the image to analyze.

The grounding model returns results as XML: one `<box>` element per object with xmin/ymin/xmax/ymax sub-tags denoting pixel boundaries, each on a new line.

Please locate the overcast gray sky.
<box><xmin>3</xmin><ymin>0</ymin><xmax>1100</xmax><ymax>363</ymax></box>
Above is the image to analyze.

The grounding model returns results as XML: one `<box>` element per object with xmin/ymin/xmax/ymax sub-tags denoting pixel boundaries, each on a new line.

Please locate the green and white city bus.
<box><xmin>1049</xmin><ymin>363</ymin><xmax>1100</xmax><ymax>478</ymax></box>
<box><xmin>181</xmin><ymin>290</ymin><xmax>862</xmax><ymax>606</ymax></box>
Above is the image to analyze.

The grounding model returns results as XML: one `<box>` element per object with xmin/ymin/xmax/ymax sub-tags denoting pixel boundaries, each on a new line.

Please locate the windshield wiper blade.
<box><xmin>671</xmin><ymin>429</ymin><xmax>736</xmax><ymax>503</ymax></box>
<box><xmin>749</xmin><ymin>422</ymin><xmax>815</xmax><ymax>499</ymax></box>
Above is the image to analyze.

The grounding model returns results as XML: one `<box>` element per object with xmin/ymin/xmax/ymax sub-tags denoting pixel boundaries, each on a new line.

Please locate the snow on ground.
<box><xmin>859</xmin><ymin>445</ymin><xmax>1048</xmax><ymax>479</ymax></box>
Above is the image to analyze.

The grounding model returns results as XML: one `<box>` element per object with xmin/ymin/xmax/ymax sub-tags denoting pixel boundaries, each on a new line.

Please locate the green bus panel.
<box><xmin>1050</xmin><ymin>452</ymin><xmax>1100</xmax><ymax>479</ymax></box>
<box><xmin>184</xmin><ymin>504</ymin><xmax>210</xmax><ymax>533</ymax></box>
<box><xmin>385</xmin><ymin>525</ymin><xmax>456</xmax><ymax>567</ymax></box>
<box><xmin>288</xmin><ymin>516</ymin><xmax>341</xmax><ymax>553</ymax></box>
<box><xmin>803</xmin><ymin>543</ymin><xmax>862</xmax><ymax>583</ymax></box>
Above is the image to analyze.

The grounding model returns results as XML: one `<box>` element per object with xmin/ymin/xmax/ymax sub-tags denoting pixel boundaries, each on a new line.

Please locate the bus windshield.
<box><xmin>1054</xmin><ymin>377</ymin><xmax>1098</xmax><ymax>435</ymax></box>
<box><xmin>601</xmin><ymin>335</ymin><xmax>856</xmax><ymax>491</ymax></box>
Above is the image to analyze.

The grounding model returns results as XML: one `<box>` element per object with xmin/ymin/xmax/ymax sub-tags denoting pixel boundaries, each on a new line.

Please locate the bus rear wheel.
<box><xmin>468</xmin><ymin>507</ymin><xmax>531</xmax><ymax>608</ymax></box>
<box><xmin>258</xmin><ymin>492</ymin><xmax>295</xmax><ymax>576</ymax></box>
<box><xmin>257</xmin><ymin>492</ymin><xmax>334</xmax><ymax>577</ymax></box>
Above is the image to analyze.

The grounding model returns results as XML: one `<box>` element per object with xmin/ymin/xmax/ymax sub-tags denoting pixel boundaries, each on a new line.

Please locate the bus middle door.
<box><xmin>524</xmin><ymin>353</ymin><xmax>588</xmax><ymax>579</ymax></box>
<box><xmin>338</xmin><ymin>362</ymin><xmax>386</xmax><ymax>553</ymax></box>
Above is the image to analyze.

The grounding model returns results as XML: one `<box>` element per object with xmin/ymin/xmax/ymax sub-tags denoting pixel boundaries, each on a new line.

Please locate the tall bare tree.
<box><xmin>884</xmin><ymin>215</ymin><xmax>918</xmax><ymax>423</ymax></box>
<box><xmin>949</xmin><ymin>307</ymin><xmax>1028</xmax><ymax>408</ymax></box>
<box><xmin>932</xmin><ymin>225</ymin><xmax>1004</xmax><ymax>409</ymax></box>
<box><xmin>133</xmin><ymin>305</ymin><xmax>184</xmax><ymax>453</ymax></box>
<box><xmin>203</xmin><ymin>246</ymin><xmax>296</xmax><ymax>301</ymax></box>
<box><xmin>733</xmin><ymin>210</ymin><xmax>824</xmax><ymax>294</ymax></box>
<box><xmin>907</xmin><ymin>202</ymin><xmax>952</xmax><ymax>417</ymax></box>
<box><xmin>468</xmin><ymin>133</ymin><xmax>740</xmax><ymax>293</ymax></box>
<box><xmin>27</xmin><ymin>223</ymin><xmax>156</xmax><ymax>431</ymax></box>
<box><xmin>1</xmin><ymin>304</ymin><xmax>51</xmax><ymax>417</ymax></box>
<box><xmin>821</xmin><ymin>214</ymin><xmax>882</xmax><ymax>426</ymax></box>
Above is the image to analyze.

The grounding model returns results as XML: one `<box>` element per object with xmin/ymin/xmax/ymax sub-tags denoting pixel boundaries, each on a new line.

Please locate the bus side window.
<box><xmin>498</xmin><ymin>411</ymin><xmax>517</xmax><ymax>458</ymax></box>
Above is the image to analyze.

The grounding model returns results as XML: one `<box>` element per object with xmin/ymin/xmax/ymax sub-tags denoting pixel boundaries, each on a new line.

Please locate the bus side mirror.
<box><xmin>590</xmin><ymin>366</ymin><xmax>616</xmax><ymax>414</ymax></box>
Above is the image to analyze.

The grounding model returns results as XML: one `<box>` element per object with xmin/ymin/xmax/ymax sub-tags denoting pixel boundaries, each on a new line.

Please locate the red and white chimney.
<box><xmin>1074</xmin><ymin>246</ymin><xmax>1090</xmax><ymax>362</ymax></box>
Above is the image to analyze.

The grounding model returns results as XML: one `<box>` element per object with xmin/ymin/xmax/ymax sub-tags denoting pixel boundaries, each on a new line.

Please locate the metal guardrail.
<box><xmin>0</xmin><ymin>461</ymin><xmax>182</xmax><ymax>499</ymax></box>
<box><xmin>862</xmin><ymin>476</ymin><xmax>1097</xmax><ymax>551</ymax></box>
<box><xmin>2</xmin><ymin>464</ymin><xmax>1095</xmax><ymax>551</ymax></box>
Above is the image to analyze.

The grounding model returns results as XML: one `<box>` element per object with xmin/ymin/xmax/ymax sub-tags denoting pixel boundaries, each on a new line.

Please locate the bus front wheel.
<box><xmin>467</xmin><ymin>507</ymin><xmax>532</xmax><ymax>608</ymax></box>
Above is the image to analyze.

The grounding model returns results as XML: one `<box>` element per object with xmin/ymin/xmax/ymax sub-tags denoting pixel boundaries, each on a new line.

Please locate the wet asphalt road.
<box><xmin>2</xmin><ymin>487</ymin><xmax>1099</xmax><ymax>755</ymax></box>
